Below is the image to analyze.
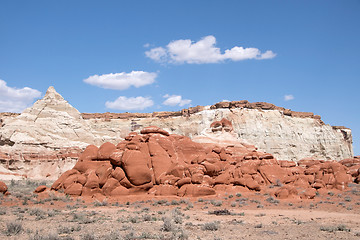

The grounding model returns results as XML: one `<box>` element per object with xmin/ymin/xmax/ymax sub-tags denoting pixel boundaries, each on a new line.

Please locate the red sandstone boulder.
<box><xmin>300</xmin><ymin>188</ymin><xmax>317</xmax><ymax>199</ymax></box>
<box><xmin>78</xmin><ymin>145</ymin><xmax>98</xmax><ymax>162</ymax></box>
<box><xmin>64</xmin><ymin>183</ymin><xmax>83</xmax><ymax>196</ymax></box>
<box><xmin>259</xmin><ymin>165</ymin><xmax>289</xmax><ymax>185</ymax></box>
<box><xmin>111</xmin><ymin>185</ymin><xmax>129</xmax><ymax>196</ymax></box>
<box><xmin>102</xmin><ymin>178</ymin><xmax>120</xmax><ymax>196</ymax></box>
<box><xmin>140</xmin><ymin>126</ymin><xmax>170</xmax><ymax>136</ymax></box>
<box><xmin>0</xmin><ymin>181</ymin><xmax>8</xmax><ymax>194</ymax></box>
<box><xmin>98</xmin><ymin>142</ymin><xmax>116</xmax><ymax>160</ymax></box>
<box><xmin>154</xmin><ymin>185</ymin><xmax>178</xmax><ymax>196</ymax></box>
<box><xmin>109</xmin><ymin>149</ymin><xmax>123</xmax><ymax>166</ymax></box>
<box><xmin>178</xmin><ymin>184</ymin><xmax>216</xmax><ymax>197</ymax></box>
<box><xmin>121</xmin><ymin>150</ymin><xmax>152</xmax><ymax>186</ymax></box>
<box><xmin>34</xmin><ymin>185</ymin><xmax>47</xmax><ymax>193</ymax></box>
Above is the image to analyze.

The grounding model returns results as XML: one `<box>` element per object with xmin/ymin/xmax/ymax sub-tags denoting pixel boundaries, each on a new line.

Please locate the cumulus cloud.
<box><xmin>284</xmin><ymin>94</ymin><xmax>295</xmax><ymax>101</ymax></box>
<box><xmin>84</xmin><ymin>71</ymin><xmax>157</xmax><ymax>90</ymax></box>
<box><xmin>162</xmin><ymin>94</ymin><xmax>192</xmax><ymax>107</ymax></box>
<box><xmin>105</xmin><ymin>96</ymin><xmax>154</xmax><ymax>111</ymax></box>
<box><xmin>0</xmin><ymin>79</ymin><xmax>41</xmax><ymax>112</ymax></box>
<box><xmin>145</xmin><ymin>35</ymin><xmax>276</xmax><ymax>64</ymax></box>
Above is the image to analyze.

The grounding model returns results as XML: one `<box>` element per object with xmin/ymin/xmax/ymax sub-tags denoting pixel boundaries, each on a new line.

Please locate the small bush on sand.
<box><xmin>202</xmin><ymin>221</ymin><xmax>219</xmax><ymax>231</ymax></box>
<box><xmin>5</xmin><ymin>221</ymin><xmax>23</xmax><ymax>235</ymax></box>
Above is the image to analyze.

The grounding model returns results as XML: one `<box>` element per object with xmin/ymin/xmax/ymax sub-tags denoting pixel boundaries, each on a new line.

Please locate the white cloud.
<box><xmin>284</xmin><ymin>94</ymin><xmax>295</xmax><ymax>101</ymax></box>
<box><xmin>145</xmin><ymin>35</ymin><xmax>276</xmax><ymax>64</ymax></box>
<box><xmin>143</xmin><ymin>43</ymin><xmax>150</xmax><ymax>48</ymax></box>
<box><xmin>163</xmin><ymin>94</ymin><xmax>192</xmax><ymax>107</ymax></box>
<box><xmin>0</xmin><ymin>79</ymin><xmax>41</xmax><ymax>113</ymax></box>
<box><xmin>145</xmin><ymin>47</ymin><xmax>168</xmax><ymax>62</ymax></box>
<box><xmin>84</xmin><ymin>71</ymin><xmax>157</xmax><ymax>90</ymax></box>
<box><xmin>105</xmin><ymin>96</ymin><xmax>154</xmax><ymax>111</ymax></box>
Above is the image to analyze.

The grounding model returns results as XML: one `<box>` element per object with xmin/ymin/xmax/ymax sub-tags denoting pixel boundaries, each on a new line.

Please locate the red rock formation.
<box><xmin>210</xmin><ymin>118</ymin><xmax>233</xmax><ymax>132</ymax></box>
<box><xmin>0</xmin><ymin>181</ymin><xmax>8</xmax><ymax>195</ymax></box>
<box><xmin>49</xmin><ymin>126</ymin><xmax>356</xmax><ymax>199</ymax></box>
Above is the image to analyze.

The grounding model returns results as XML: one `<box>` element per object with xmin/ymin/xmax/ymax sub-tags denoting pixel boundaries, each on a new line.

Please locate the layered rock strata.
<box><xmin>0</xmin><ymin>87</ymin><xmax>354</xmax><ymax>180</ymax></box>
<box><xmin>84</xmin><ymin>104</ymin><xmax>353</xmax><ymax>161</ymax></box>
<box><xmin>0</xmin><ymin>87</ymin><xmax>114</xmax><ymax>179</ymax></box>
<box><xmin>50</xmin><ymin>127</ymin><xmax>358</xmax><ymax>199</ymax></box>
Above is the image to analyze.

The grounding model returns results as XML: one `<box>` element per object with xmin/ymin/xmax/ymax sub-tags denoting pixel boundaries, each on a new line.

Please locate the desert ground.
<box><xmin>0</xmin><ymin>180</ymin><xmax>359</xmax><ymax>240</ymax></box>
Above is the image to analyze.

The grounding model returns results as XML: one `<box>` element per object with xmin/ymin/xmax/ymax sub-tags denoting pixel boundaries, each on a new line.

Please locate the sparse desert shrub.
<box><xmin>173</xmin><ymin>215</ymin><xmax>183</xmax><ymax>224</ymax></box>
<box><xmin>176</xmin><ymin>229</ymin><xmax>189</xmax><ymax>240</ymax></box>
<box><xmin>129</xmin><ymin>216</ymin><xmax>139</xmax><ymax>223</ymax></box>
<box><xmin>29</xmin><ymin>208</ymin><xmax>46</xmax><ymax>220</ymax></box>
<box><xmin>30</xmin><ymin>231</ymin><xmax>61</xmax><ymax>240</ymax></box>
<box><xmin>291</xmin><ymin>219</ymin><xmax>305</xmax><ymax>225</ymax></box>
<box><xmin>0</xmin><ymin>208</ymin><xmax>6</xmax><ymax>215</ymax></box>
<box><xmin>123</xmin><ymin>231</ymin><xmax>136</xmax><ymax>240</ymax></box>
<box><xmin>185</xmin><ymin>202</ymin><xmax>193</xmax><ymax>210</ymax></box>
<box><xmin>208</xmin><ymin>209</ymin><xmax>231</xmax><ymax>216</ymax></box>
<box><xmin>254</xmin><ymin>223</ymin><xmax>263</xmax><ymax>228</ymax></box>
<box><xmin>255</xmin><ymin>213</ymin><xmax>266</xmax><ymax>217</ymax></box>
<box><xmin>139</xmin><ymin>232</ymin><xmax>155</xmax><ymax>239</ymax></box>
<box><xmin>202</xmin><ymin>221</ymin><xmax>219</xmax><ymax>231</ymax></box>
<box><xmin>230</xmin><ymin>201</ymin><xmax>237</xmax><ymax>207</ymax></box>
<box><xmin>171</xmin><ymin>200</ymin><xmax>180</xmax><ymax>205</ymax></box>
<box><xmin>210</xmin><ymin>200</ymin><xmax>223</xmax><ymax>207</ymax></box>
<box><xmin>82</xmin><ymin>232</ymin><xmax>96</xmax><ymax>240</ymax></box>
<box><xmin>71</xmin><ymin>212</ymin><xmax>95</xmax><ymax>224</ymax></box>
<box><xmin>58</xmin><ymin>225</ymin><xmax>81</xmax><ymax>234</ymax></box>
<box><xmin>152</xmin><ymin>199</ymin><xmax>168</xmax><ymax>206</ymax></box>
<box><xmin>143</xmin><ymin>214</ymin><xmax>152</xmax><ymax>221</ymax></box>
<box><xmin>161</xmin><ymin>217</ymin><xmax>174</xmax><ymax>232</ymax></box>
<box><xmin>93</xmin><ymin>199</ymin><xmax>108</xmax><ymax>207</ymax></box>
<box><xmin>5</xmin><ymin>221</ymin><xmax>23</xmax><ymax>235</ymax></box>
<box><xmin>266</xmin><ymin>196</ymin><xmax>280</xmax><ymax>204</ymax></box>
<box><xmin>344</xmin><ymin>196</ymin><xmax>352</xmax><ymax>202</ymax></box>
<box><xmin>102</xmin><ymin>230</ymin><xmax>121</xmax><ymax>240</ymax></box>
<box><xmin>320</xmin><ymin>224</ymin><xmax>351</xmax><ymax>232</ymax></box>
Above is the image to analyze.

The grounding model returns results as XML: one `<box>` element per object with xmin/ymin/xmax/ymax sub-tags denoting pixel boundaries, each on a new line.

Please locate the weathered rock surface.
<box><xmin>49</xmin><ymin>127</ymin><xmax>357</xmax><ymax>199</ymax></box>
<box><xmin>0</xmin><ymin>180</ymin><xmax>8</xmax><ymax>195</ymax></box>
<box><xmin>0</xmin><ymin>87</ymin><xmax>354</xmax><ymax>180</ymax></box>
<box><xmin>83</xmin><ymin>106</ymin><xmax>353</xmax><ymax>162</ymax></box>
<box><xmin>0</xmin><ymin>87</ymin><xmax>118</xmax><ymax>179</ymax></box>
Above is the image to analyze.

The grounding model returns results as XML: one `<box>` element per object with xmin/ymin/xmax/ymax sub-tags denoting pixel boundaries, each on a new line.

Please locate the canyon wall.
<box><xmin>0</xmin><ymin>87</ymin><xmax>353</xmax><ymax>179</ymax></box>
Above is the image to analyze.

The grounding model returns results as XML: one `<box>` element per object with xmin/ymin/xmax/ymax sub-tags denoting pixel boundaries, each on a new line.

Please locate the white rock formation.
<box><xmin>0</xmin><ymin>87</ymin><xmax>120</xmax><ymax>179</ymax></box>
<box><xmin>85</xmin><ymin>108</ymin><xmax>353</xmax><ymax>161</ymax></box>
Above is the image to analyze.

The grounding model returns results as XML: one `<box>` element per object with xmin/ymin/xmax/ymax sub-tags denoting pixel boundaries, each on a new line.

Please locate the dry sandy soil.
<box><xmin>0</xmin><ymin>180</ymin><xmax>359</xmax><ymax>240</ymax></box>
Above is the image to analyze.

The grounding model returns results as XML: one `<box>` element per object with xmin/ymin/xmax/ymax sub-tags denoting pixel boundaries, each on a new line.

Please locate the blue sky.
<box><xmin>0</xmin><ymin>1</ymin><xmax>359</xmax><ymax>155</ymax></box>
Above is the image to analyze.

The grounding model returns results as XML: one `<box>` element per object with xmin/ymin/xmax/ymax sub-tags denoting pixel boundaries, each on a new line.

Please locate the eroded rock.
<box><xmin>49</xmin><ymin>127</ymin><xmax>356</xmax><ymax>199</ymax></box>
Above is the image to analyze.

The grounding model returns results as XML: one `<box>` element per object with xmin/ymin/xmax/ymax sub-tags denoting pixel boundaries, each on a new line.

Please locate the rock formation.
<box><xmin>82</xmin><ymin>101</ymin><xmax>353</xmax><ymax>162</ymax></box>
<box><xmin>50</xmin><ymin>127</ymin><xmax>358</xmax><ymax>199</ymax></box>
<box><xmin>0</xmin><ymin>87</ymin><xmax>116</xmax><ymax>180</ymax></box>
<box><xmin>0</xmin><ymin>181</ymin><xmax>8</xmax><ymax>195</ymax></box>
<box><xmin>0</xmin><ymin>87</ymin><xmax>354</xmax><ymax>180</ymax></box>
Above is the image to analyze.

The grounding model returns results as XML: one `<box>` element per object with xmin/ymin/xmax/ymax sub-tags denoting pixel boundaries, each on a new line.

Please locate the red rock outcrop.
<box><xmin>0</xmin><ymin>181</ymin><xmax>8</xmax><ymax>195</ymax></box>
<box><xmin>49</xmin><ymin>126</ymin><xmax>357</xmax><ymax>199</ymax></box>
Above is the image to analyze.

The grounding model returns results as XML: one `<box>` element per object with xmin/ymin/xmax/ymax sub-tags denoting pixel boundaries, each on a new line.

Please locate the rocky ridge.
<box><xmin>48</xmin><ymin>127</ymin><xmax>360</xmax><ymax>199</ymax></box>
<box><xmin>0</xmin><ymin>87</ymin><xmax>354</xmax><ymax>180</ymax></box>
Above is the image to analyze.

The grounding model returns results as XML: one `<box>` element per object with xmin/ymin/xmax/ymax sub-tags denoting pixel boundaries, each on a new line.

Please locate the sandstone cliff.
<box><xmin>0</xmin><ymin>87</ymin><xmax>353</xmax><ymax>179</ymax></box>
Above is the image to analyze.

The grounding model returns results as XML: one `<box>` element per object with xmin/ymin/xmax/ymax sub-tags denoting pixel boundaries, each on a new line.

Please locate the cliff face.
<box><xmin>84</xmin><ymin>107</ymin><xmax>353</xmax><ymax>161</ymax></box>
<box><xmin>0</xmin><ymin>87</ymin><xmax>353</xmax><ymax>179</ymax></box>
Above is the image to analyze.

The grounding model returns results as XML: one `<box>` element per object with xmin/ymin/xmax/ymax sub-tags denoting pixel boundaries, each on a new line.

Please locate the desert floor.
<box><xmin>0</xmin><ymin>180</ymin><xmax>359</xmax><ymax>240</ymax></box>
